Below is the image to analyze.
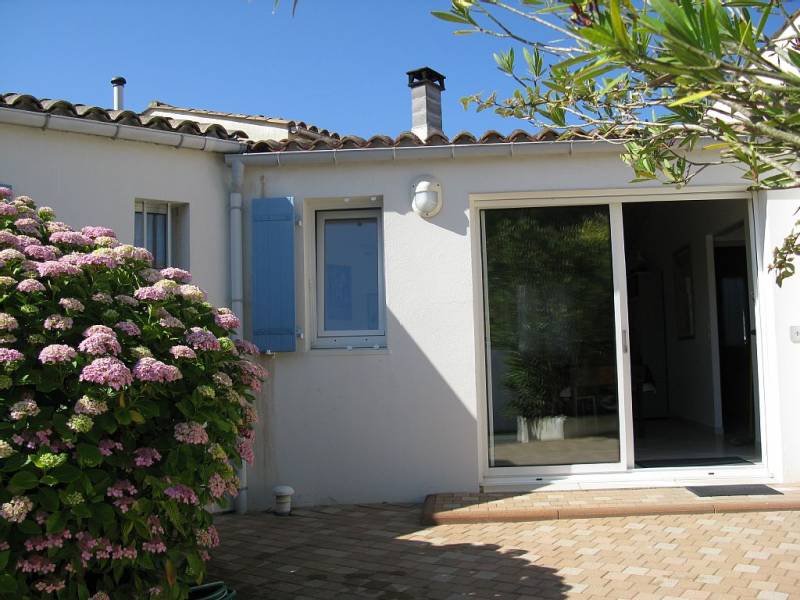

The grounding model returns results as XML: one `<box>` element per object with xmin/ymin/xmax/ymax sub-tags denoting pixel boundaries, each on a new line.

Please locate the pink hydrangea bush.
<box><xmin>0</xmin><ymin>190</ymin><xmax>264</xmax><ymax>599</ymax></box>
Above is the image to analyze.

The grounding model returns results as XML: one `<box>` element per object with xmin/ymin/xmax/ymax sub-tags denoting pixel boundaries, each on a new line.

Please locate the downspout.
<box><xmin>229</xmin><ymin>158</ymin><xmax>247</xmax><ymax>514</ymax></box>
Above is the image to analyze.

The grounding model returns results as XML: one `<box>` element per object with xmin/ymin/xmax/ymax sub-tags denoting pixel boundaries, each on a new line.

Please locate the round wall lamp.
<box><xmin>411</xmin><ymin>176</ymin><xmax>442</xmax><ymax>218</ymax></box>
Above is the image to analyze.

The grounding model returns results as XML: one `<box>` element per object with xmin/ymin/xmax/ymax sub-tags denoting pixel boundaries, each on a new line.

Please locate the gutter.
<box><xmin>0</xmin><ymin>107</ymin><xmax>248</xmax><ymax>153</ymax></box>
<box><xmin>224</xmin><ymin>138</ymin><xmax>623</xmax><ymax>167</ymax></box>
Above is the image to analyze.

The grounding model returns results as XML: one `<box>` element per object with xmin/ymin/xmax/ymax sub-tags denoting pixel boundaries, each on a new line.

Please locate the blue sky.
<box><xmin>0</xmin><ymin>0</ymin><xmax>535</xmax><ymax>138</ymax></box>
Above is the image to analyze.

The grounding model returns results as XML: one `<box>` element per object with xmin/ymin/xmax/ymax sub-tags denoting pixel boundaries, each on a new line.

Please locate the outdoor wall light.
<box><xmin>411</xmin><ymin>176</ymin><xmax>442</xmax><ymax>218</ymax></box>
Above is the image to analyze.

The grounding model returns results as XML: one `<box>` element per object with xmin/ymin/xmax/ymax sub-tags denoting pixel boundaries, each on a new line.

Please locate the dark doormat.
<box><xmin>686</xmin><ymin>484</ymin><xmax>782</xmax><ymax>497</ymax></box>
<box><xmin>635</xmin><ymin>456</ymin><xmax>752</xmax><ymax>468</ymax></box>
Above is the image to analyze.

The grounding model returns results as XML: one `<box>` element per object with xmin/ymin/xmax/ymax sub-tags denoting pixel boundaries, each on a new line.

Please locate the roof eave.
<box><xmin>225</xmin><ymin>139</ymin><xmax>624</xmax><ymax>167</ymax></box>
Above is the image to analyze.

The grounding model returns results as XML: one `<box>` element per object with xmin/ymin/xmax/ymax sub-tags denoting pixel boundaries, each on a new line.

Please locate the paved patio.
<box><xmin>208</xmin><ymin>503</ymin><xmax>800</xmax><ymax>599</ymax></box>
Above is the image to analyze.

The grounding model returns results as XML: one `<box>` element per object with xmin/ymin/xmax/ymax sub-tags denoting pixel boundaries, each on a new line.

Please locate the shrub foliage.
<box><xmin>0</xmin><ymin>189</ymin><xmax>264</xmax><ymax>599</ymax></box>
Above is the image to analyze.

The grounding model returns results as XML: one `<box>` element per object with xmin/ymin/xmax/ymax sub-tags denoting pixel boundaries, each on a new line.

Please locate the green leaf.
<box><xmin>0</xmin><ymin>573</ymin><xmax>17</xmax><ymax>595</ymax></box>
<box><xmin>17</xmin><ymin>519</ymin><xmax>41</xmax><ymax>536</ymax></box>
<box><xmin>51</xmin><ymin>463</ymin><xmax>82</xmax><ymax>483</ymax></box>
<box><xmin>37</xmin><ymin>487</ymin><xmax>60</xmax><ymax>512</ymax></box>
<box><xmin>72</xmin><ymin>503</ymin><xmax>92</xmax><ymax>518</ymax></box>
<box><xmin>609</xmin><ymin>0</ymin><xmax>631</xmax><ymax>49</ymax></box>
<box><xmin>91</xmin><ymin>502</ymin><xmax>115</xmax><ymax>525</ymax></box>
<box><xmin>668</xmin><ymin>89</ymin><xmax>713</xmax><ymax>107</ymax></box>
<box><xmin>9</xmin><ymin>470</ymin><xmax>39</xmax><ymax>490</ymax></box>
<box><xmin>431</xmin><ymin>10</ymin><xmax>471</xmax><ymax>24</ymax></box>
<box><xmin>0</xmin><ymin>550</ymin><xmax>9</xmax><ymax>572</ymax></box>
<box><xmin>46</xmin><ymin>511</ymin><xmax>68</xmax><ymax>533</ymax></box>
<box><xmin>77</xmin><ymin>443</ymin><xmax>102</xmax><ymax>467</ymax></box>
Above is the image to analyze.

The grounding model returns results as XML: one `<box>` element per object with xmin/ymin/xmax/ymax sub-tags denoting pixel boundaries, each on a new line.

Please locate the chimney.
<box><xmin>111</xmin><ymin>76</ymin><xmax>127</xmax><ymax>110</ymax></box>
<box><xmin>407</xmin><ymin>67</ymin><xmax>445</xmax><ymax>140</ymax></box>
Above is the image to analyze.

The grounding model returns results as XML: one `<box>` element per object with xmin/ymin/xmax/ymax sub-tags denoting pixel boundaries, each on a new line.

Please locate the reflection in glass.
<box><xmin>483</xmin><ymin>206</ymin><xmax>620</xmax><ymax>467</ymax></box>
<box><xmin>323</xmin><ymin>217</ymin><xmax>379</xmax><ymax>332</ymax></box>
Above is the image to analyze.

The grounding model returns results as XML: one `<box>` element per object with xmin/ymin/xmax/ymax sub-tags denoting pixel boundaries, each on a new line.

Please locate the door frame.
<box><xmin>470</xmin><ymin>186</ymin><xmax>773</xmax><ymax>487</ymax></box>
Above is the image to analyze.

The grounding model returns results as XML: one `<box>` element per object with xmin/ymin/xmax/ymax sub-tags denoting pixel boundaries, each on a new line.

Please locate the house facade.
<box><xmin>2</xmin><ymin>71</ymin><xmax>800</xmax><ymax>510</ymax></box>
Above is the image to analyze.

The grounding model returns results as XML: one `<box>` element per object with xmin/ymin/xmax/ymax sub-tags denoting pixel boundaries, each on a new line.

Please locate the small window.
<box><xmin>314</xmin><ymin>208</ymin><xmax>386</xmax><ymax>348</ymax></box>
<box><xmin>134</xmin><ymin>200</ymin><xmax>189</xmax><ymax>269</ymax></box>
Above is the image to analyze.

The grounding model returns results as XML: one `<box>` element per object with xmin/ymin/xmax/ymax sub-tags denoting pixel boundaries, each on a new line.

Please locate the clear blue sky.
<box><xmin>0</xmin><ymin>0</ymin><xmax>534</xmax><ymax>138</ymax></box>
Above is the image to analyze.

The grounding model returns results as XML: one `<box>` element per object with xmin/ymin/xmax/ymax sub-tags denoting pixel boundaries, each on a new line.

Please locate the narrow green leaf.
<box><xmin>668</xmin><ymin>89</ymin><xmax>713</xmax><ymax>107</ymax></box>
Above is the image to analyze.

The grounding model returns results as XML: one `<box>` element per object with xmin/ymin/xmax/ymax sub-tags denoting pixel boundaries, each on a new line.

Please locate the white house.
<box><xmin>1</xmin><ymin>70</ymin><xmax>799</xmax><ymax>510</ymax></box>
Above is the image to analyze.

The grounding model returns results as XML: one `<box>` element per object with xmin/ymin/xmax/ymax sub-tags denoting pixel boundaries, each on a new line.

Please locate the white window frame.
<box><xmin>313</xmin><ymin>208</ymin><xmax>386</xmax><ymax>349</ymax></box>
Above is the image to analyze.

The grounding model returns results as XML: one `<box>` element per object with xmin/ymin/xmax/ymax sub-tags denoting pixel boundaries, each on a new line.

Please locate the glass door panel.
<box><xmin>482</xmin><ymin>205</ymin><xmax>623</xmax><ymax>468</ymax></box>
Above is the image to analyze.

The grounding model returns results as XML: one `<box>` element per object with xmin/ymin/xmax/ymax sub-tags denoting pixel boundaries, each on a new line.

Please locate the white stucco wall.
<box><xmin>0</xmin><ymin>123</ymin><xmax>230</xmax><ymax>307</ymax></box>
<box><xmin>240</xmin><ymin>148</ymin><xmax>800</xmax><ymax>508</ymax></box>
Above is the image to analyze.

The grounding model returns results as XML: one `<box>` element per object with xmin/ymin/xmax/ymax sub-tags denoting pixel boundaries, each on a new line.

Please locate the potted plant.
<box><xmin>503</xmin><ymin>351</ymin><xmax>567</xmax><ymax>442</ymax></box>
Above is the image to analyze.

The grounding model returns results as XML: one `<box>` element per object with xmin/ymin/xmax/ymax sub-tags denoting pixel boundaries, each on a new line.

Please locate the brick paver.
<box><xmin>208</xmin><ymin>504</ymin><xmax>800</xmax><ymax>599</ymax></box>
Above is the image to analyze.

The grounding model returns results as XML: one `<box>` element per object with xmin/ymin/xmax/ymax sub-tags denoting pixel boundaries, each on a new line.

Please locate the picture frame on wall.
<box><xmin>673</xmin><ymin>245</ymin><xmax>695</xmax><ymax>339</ymax></box>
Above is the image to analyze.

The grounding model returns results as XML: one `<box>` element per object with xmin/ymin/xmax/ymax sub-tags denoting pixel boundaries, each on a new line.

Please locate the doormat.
<box><xmin>686</xmin><ymin>484</ymin><xmax>782</xmax><ymax>497</ymax></box>
<box><xmin>635</xmin><ymin>456</ymin><xmax>751</xmax><ymax>468</ymax></box>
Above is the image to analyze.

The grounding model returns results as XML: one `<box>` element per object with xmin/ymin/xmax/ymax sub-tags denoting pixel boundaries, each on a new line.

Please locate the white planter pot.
<box><xmin>517</xmin><ymin>415</ymin><xmax>567</xmax><ymax>441</ymax></box>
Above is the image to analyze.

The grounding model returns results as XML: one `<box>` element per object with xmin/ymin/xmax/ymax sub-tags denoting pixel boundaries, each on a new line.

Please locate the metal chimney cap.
<box><xmin>407</xmin><ymin>67</ymin><xmax>445</xmax><ymax>91</ymax></box>
<box><xmin>110</xmin><ymin>76</ymin><xmax>127</xmax><ymax>86</ymax></box>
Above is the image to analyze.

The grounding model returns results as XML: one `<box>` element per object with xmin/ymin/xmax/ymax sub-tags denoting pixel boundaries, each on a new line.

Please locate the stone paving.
<box><xmin>208</xmin><ymin>503</ymin><xmax>800</xmax><ymax>599</ymax></box>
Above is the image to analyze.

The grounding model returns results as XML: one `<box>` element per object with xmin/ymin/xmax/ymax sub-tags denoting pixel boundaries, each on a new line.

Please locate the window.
<box><xmin>314</xmin><ymin>208</ymin><xmax>386</xmax><ymax>348</ymax></box>
<box><xmin>134</xmin><ymin>200</ymin><xmax>188</xmax><ymax>269</ymax></box>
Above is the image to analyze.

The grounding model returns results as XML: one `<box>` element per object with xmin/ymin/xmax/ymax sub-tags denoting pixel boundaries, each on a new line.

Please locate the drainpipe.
<box><xmin>229</xmin><ymin>158</ymin><xmax>247</xmax><ymax>514</ymax></box>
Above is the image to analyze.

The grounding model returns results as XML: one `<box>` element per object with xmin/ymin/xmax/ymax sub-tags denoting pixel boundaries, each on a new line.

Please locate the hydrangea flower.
<box><xmin>81</xmin><ymin>226</ymin><xmax>116</xmax><ymax>239</ymax></box>
<box><xmin>39</xmin><ymin>344</ymin><xmax>77</xmax><ymax>364</ymax></box>
<box><xmin>215</xmin><ymin>308</ymin><xmax>241</xmax><ymax>330</ymax></box>
<box><xmin>185</xmin><ymin>328</ymin><xmax>220</xmax><ymax>351</ymax></box>
<box><xmin>0</xmin><ymin>495</ymin><xmax>33</xmax><ymax>523</ymax></box>
<box><xmin>74</xmin><ymin>395</ymin><xmax>108</xmax><ymax>416</ymax></box>
<box><xmin>133</xmin><ymin>286</ymin><xmax>169</xmax><ymax>301</ymax></box>
<box><xmin>179</xmin><ymin>284</ymin><xmax>206</xmax><ymax>303</ymax></box>
<box><xmin>160</xmin><ymin>267</ymin><xmax>191</xmax><ymax>282</ymax></box>
<box><xmin>0</xmin><ymin>439</ymin><xmax>15</xmax><ymax>458</ymax></box>
<box><xmin>115</xmin><ymin>320</ymin><xmax>141</xmax><ymax>336</ymax></box>
<box><xmin>49</xmin><ymin>231</ymin><xmax>93</xmax><ymax>246</ymax></box>
<box><xmin>79</xmin><ymin>357</ymin><xmax>133</xmax><ymax>390</ymax></box>
<box><xmin>164</xmin><ymin>484</ymin><xmax>199</xmax><ymax>505</ymax></box>
<box><xmin>14</xmin><ymin>217</ymin><xmax>40</xmax><ymax>235</ymax></box>
<box><xmin>43</xmin><ymin>314</ymin><xmax>73</xmax><ymax>331</ymax></box>
<box><xmin>114</xmin><ymin>294</ymin><xmax>138</xmax><ymax>306</ymax></box>
<box><xmin>78</xmin><ymin>333</ymin><xmax>122</xmax><ymax>356</ymax></box>
<box><xmin>67</xmin><ymin>414</ymin><xmax>94</xmax><ymax>433</ymax></box>
<box><xmin>0</xmin><ymin>248</ymin><xmax>25</xmax><ymax>262</ymax></box>
<box><xmin>79</xmin><ymin>249</ymin><xmax>118</xmax><ymax>269</ymax></box>
<box><xmin>9</xmin><ymin>398</ymin><xmax>39</xmax><ymax>420</ymax></box>
<box><xmin>83</xmin><ymin>324</ymin><xmax>114</xmax><ymax>337</ymax></box>
<box><xmin>0</xmin><ymin>313</ymin><xmax>19</xmax><ymax>331</ymax></box>
<box><xmin>98</xmin><ymin>439</ymin><xmax>123</xmax><ymax>456</ymax></box>
<box><xmin>169</xmin><ymin>345</ymin><xmax>196</xmax><ymax>360</ymax></box>
<box><xmin>92</xmin><ymin>291</ymin><xmax>113</xmax><ymax>304</ymax></box>
<box><xmin>174</xmin><ymin>422</ymin><xmax>209</xmax><ymax>445</ymax></box>
<box><xmin>0</xmin><ymin>348</ymin><xmax>24</xmax><ymax>364</ymax></box>
<box><xmin>235</xmin><ymin>339</ymin><xmax>260</xmax><ymax>355</ymax></box>
<box><xmin>35</xmin><ymin>260</ymin><xmax>81</xmax><ymax>278</ymax></box>
<box><xmin>195</xmin><ymin>526</ymin><xmax>220</xmax><ymax>548</ymax></box>
<box><xmin>133</xmin><ymin>447</ymin><xmax>162</xmax><ymax>467</ymax></box>
<box><xmin>133</xmin><ymin>357</ymin><xmax>182</xmax><ymax>383</ymax></box>
<box><xmin>17</xmin><ymin>278</ymin><xmax>45</xmax><ymax>293</ymax></box>
<box><xmin>24</xmin><ymin>244</ymin><xmax>58</xmax><ymax>261</ymax></box>
<box><xmin>59</xmin><ymin>297</ymin><xmax>85</xmax><ymax>312</ymax></box>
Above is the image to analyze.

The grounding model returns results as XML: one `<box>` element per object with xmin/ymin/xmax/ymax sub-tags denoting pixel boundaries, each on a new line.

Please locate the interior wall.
<box><xmin>624</xmin><ymin>199</ymin><xmax>748</xmax><ymax>430</ymax></box>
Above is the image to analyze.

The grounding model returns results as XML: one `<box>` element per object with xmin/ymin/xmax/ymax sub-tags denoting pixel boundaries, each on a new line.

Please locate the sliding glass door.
<box><xmin>481</xmin><ymin>203</ymin><xmax>632</xmax><ymax>472</ymax></box>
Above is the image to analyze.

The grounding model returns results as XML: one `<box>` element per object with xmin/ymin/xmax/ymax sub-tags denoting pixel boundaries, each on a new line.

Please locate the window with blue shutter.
<box><xmin>251</xmin><ymin>197</ymin><xmax>296</xmax><ymax>352</ymax></box>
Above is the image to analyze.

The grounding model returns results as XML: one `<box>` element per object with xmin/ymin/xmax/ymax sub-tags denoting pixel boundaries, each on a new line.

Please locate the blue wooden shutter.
<box><xmin>251</xmin><ymin>197</ymin><xmax>296</xmax><ymax>352</ymax></box>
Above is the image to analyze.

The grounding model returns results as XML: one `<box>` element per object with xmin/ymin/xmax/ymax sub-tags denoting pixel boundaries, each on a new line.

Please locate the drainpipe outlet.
<box><xmin>273</xmin><ymin>485</ymin><xmax>295</xmax><ymax>516</ymax></box>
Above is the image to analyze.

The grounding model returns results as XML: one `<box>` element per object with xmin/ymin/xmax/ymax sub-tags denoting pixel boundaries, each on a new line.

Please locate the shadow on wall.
<box><xmin>245</xmin><ymin>307</ymin><xmax>483</xmax><ymax>508</ymax></box>
<box><xmin>208</xmin><ymin>505</ymin><xmax>569</xmax><ymax>599</ymax></box>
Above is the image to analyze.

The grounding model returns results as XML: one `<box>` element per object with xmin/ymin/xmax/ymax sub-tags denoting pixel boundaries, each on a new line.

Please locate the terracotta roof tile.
<box><xmin>242</xmin><ymin>126</ymin><xmax>628</xmax><ymax>154</ymax></box>
<box><xmin>145</xmin><ymin>101</ymin><xmax>340</xmax><ymax>141</ymax></box>
<box><xmin>0</xmin><ymin>92</ymin><xmax>248</xmax><ymax>142</ymax></box>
